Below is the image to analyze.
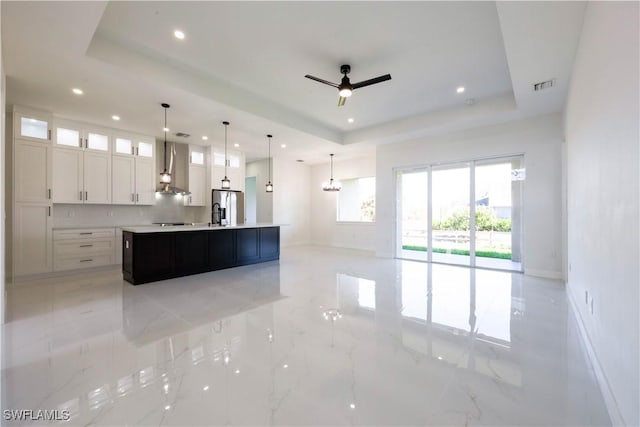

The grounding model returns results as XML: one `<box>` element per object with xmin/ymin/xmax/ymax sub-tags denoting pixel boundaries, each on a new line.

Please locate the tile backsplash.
<box><xmin>52</xmin><ymin>195</ymin><xmax>209</xmax><ymax>228</ymax></box>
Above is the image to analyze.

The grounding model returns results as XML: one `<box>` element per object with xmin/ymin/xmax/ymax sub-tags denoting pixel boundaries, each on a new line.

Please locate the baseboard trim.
<box><xmin>567</xmin><ymin>286</ymin><xmax>626</xmax><ymax>426</ymax></box>
<box><xmin>524</xmin><ymin>268</ymin><xmax>563</xmax><ymax>279</ymax></box>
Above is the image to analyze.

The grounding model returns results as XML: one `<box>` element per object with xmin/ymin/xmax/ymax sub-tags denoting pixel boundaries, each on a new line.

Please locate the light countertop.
<box><xmin>121</xmin><ymin>223</ymin><xmax>283</xmax><ymax>234</ymax></box>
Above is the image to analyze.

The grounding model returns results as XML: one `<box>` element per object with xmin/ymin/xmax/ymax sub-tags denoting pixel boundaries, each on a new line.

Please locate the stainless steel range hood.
<box><xmin>156</xmin><ymin>140</ymin><xmax>191</xmax><ymax>196</ymax></box>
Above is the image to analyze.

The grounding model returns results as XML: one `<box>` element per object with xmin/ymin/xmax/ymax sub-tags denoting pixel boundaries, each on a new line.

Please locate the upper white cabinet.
<box><xmin>184</xmin><ymin>145</ymin><xmax>207</xmax><ymax>206</ymax></box>
<box><xmin>53</xmin><ymin>120</ymin><xmax>111</xmax><ymax>153</ymax></box>
<box><xmin>15</xmin><ymin>110</ymin><xmax>52</xmax><ymax>143</ymax></box>
<box><xmin>112</xmin><ymin>133</ymin><xmax>155</xmax><ymax>205</ymax></box>
<box><xmin>52</xmin><ymin>119</ymin><xmax>111</xmax><ymax>203</ymax></box>
<box><xmin>211</xmin><ymin>147</ymin><xmax>245</xmax><ymax>192</ymax></box>
<box><xmin>15</xmin><ymin>140</ymin><xmax>52</xmax><ymax>203</ymax></box>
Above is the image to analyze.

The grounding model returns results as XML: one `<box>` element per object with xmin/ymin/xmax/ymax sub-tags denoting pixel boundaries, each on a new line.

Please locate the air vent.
<box><xmin>175</xmin><ymin>132</ymin><xmax>190</xmax><ymax>138</ymax></box>
<box><xmin>533</xmin><ymin>79</ymin><xmax>556</xmax><ymax>91</ymax></box>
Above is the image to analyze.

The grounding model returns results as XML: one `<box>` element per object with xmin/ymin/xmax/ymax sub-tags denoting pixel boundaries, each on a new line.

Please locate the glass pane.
<box><xmin>337</xmin><ymin>177</ymin><xmax>375</xmax><ymax>222</ymax></box>
<box><xmin>20</xmin><ymin>117</ymin><xmax>48</xmax><ymax>140</ymax></box>
<box><xmin>56</xmin><ymin>127</ymin><xmax>81</xmax><ymax>147</ymax></box>
<box><xmin>191</xmin><ymin>151</ymin><xmax>204</xmax><ymax>165</ymax></box>
<box><xmin>431</xmin><ymin>165</ymin><xmax>470</xmax><ymax>266</ymax></box>
<box><xmin>213</xmin><ymin>152</ymin><xmax>225</xmax><ymax>166</ymax></box>
<box><xmin>87</xmin><ymin>132</ymin><xmax>109</xmax><ymax>151</ymax></box>
<box><xmin>229</xmin><ymin>155</ymin><xmax>240</xmax><ymax>168</ymax></box>
<box><xmin>137</xmin><ymin>141</ymin><xmax>153</xmax><ymax>157</ymax></box>
<box><xmin>115</xmin><ymin>138</ymin><xmax>132</xmax><ymax>154</ymax></box>
<box><xmin>474</xmin><ymin>157</ymin><xmax>523</xmax><ymax>271</ymax></box>
<box><xmin>399</xmin><ymin>170</ymin><xmax>428</xmax><ymax>261</ymax></box>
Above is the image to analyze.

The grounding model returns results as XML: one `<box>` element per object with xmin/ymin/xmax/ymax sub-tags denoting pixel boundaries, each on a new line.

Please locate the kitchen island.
<box><xmin>121</xmin><ymin>224</ymin><xmax>280</xmax><ymax>285</ymax></box>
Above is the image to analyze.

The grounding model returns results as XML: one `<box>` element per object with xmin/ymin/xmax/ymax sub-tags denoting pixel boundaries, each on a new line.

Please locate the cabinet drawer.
<box><xmin>53</xmin><ymin>228</ymin><xmax>115</xmax><ymax>240</ymax></box>
<box><xmin>54</xmin><ymin>254</ymin><xmax>114</xmax><ymax>272</ymax></box>
<box><xmin>54</xmin><ymin>238</ymin><xmax>114</xmax><ymax>256</ymax></box>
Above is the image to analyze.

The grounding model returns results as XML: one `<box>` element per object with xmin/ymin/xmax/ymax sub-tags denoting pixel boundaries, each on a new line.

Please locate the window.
<box><xmin>337</xmin><ymin>177</ymin><xmax>375</xmax><ymax>222</ymax></box>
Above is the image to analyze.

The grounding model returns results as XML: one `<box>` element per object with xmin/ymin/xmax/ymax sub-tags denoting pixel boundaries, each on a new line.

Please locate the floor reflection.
<box><xmin>2</xmin><ymin>248</ymin><xmax>609</xmax><ymax>426</ymax></box>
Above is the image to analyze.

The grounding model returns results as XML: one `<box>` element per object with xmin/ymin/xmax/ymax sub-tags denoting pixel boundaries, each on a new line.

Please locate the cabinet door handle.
<box><xmin>79</xmin><ymin>244</ymin><xmax>93</xmax><ymax>248</ymax></box>
<box><xmin>131</xmin><ymin>193</ymin><xmax>135</xmax><ymax>202</ymax></box>
<box><xmin>131</xmin><ymin>147</ymin><xmax>135</xmax><ymax>155</ymax></box>
<box><xmin>79</xmin><ymin>259</ymin><xmax>93</xmax><ymax>263</ymax></box>
<box><xmin>48</xmin><ymin>129</ymin><xmax>52</xmax><ymax>140</ymax></box>
<box><xmin>48</xmin><ymin>189</ymin><xmax>52</xmax><ymax>199</ymax></box>
<box><xmin>79</xmin><ymin>232</ymin><xmax>93</xmax><ymax>235</ymax></box>
<box><xmin>48</xmin><ymin>206</ymin><xmax>51</xmax><ymax>216</ymax></box>
<box><xmin>85</xmin><ymin>191</ymin><xmax>88</xmax><ymax>201</ymax></box>
<box><xmin>79</xmin><ymin>136</ymin><xmax>82</xmax><ymax>147</ymax></box>
<box><xmin>136</xmin><ymin>193</ymin><xmax>139</xmax><ymax>202</ymax></box>
<box><xmin>136</xmin><ymin>147</ymin><xmax>139</xmax><ymax>156</ymax></box>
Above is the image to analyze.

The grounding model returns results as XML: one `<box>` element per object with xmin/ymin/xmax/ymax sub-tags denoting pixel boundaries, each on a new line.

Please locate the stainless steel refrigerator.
<box><xmin>212</xmin><ymin>190</ymin><xmax>245</xmax><ymax>226</ymax></box>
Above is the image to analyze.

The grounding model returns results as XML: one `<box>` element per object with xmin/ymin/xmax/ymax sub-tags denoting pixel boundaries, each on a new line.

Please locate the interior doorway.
<box><xmin>396</xmin><ymin>155</ymin><xmax>524</xmax><ymax>272</ymax></box>
<box><xmin>245</xmin><ymin>176</ymin><xmax>257</xmax><ymax>224</ymax></box>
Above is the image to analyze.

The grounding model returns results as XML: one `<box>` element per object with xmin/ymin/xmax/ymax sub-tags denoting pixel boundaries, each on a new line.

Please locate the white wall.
<box><xmin>564</xmin><ymin>3</ymin><xmax>639</xmax><ymax>425</ymax></box>
<box><xmin>246</xmin><ymin>159</ymin><xmax>273</xmax><ymax>223</ymax></box>
<box><xmin>310</xmin><ymin>155</ymin><xmax>377</xmax><ymax>251</ymax></box>
<box><xmin>376</xmin><ymin>113</ymin><xmax>564</xmax><ymax>278</ymax></box>
<box><xmin>273</xmin><ymin>157</ymin><xmax>310</xmax><ymax>247</ymax></box>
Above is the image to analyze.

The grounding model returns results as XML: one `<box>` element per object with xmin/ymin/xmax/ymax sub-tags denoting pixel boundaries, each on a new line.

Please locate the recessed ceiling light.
<box><xmin>163</xmin><ymin>127</ymin><xmax>170</xmax><ymax>132</ymax></box>
<box><xmin>174</xmin><ymin>30</ymin><xmax>185</xmax><ymax>40</ymax></box>
<box><xmin>112</xmin><ymin>115</ymin><xmax>120</xmax><ymax>121</ymax></box>
<box><xmin>164</xmin><ymin>405</ymin><xmax>171</xmax><ymax>411</ymax></box>
<box><xmin>350</xmin><ymin>403</ymin><xmax>356</xmax><ymax>410</ymax></box>
<box><xmin>72</xmin><ymin>88</ymin><xmax>83</xmax><ymax>95</ymax></box>
<box><xmin>234</xmin><ymin>143</ymin><xmax>239</xmax><ymax>148</ymax></box>
<box><xmin>201</xmin><ymin>136</ymin><xmax>208</xmax><ymax>141</ymax></box>
<box><xmin>234</xmin><ymin>369</ymin><xmax>240</xmax><ymax>374</ymax></box>
<box><xmin>203</xmin><ymin>385</ymin><xmax>209</xmax><ymax>391</ymax></box>
<box><xmin>281</xmin><ymin>144</ymin><xmax>286</xmax><ymax>148</ymax></box>
<box><xmin>456</xmin><ymin>86</ymin><xmax>465</xmax><ymax>94</ymax></box>
<box><xmin>347</xmin><ymin>118</ymin><xmax>354</xmax><ymax>123</ymax></box>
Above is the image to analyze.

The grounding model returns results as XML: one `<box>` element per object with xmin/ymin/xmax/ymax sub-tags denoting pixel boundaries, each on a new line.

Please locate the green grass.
<box><xmin>402</xmin><ymin>245</ymin><xmax>512</xmax><ymax>259</ymax></box>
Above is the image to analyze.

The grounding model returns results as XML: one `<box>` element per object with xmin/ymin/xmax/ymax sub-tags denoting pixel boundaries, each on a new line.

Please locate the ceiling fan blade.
<box><xmin>305</xmin><ymin>75</ymin><xmax>339</xmax><ymax>88</ymax></box>
<box><xmin>338</xmin><ymin>96</ymin><xmax>347</xmax><ymax>107</ymax></box>
<box><xmin>352</xmin><ymin>74</ymin><xmax>392</xmax><ymax>89</ymax></box>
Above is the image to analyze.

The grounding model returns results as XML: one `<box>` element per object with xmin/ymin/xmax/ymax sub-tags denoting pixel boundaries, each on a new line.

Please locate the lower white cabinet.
<box><xmin>14</xmin><ymin>204</ymin><xmax>52</xmax><ymax>275</ymax></box>
<box><xmin>53</xmin><ymin>228</ymin><xmax>115</xmax><ymax>272</ymax></box>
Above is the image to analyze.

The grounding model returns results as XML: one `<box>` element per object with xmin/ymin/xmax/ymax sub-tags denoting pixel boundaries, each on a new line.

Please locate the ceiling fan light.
<box><xmin>339</xmin><ymin>87</ymin><xmax>352</xmax><ymax>97</ymax></box>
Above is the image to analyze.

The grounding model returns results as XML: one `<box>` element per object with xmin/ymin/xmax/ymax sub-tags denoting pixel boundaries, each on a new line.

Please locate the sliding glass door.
<box><xmin>396</xmin><ymin>155</ymin><xmax>523</xmax><ymax>272</ymax></box>
<box><xmin>431</xmin><ymin>164</ymin><xmax>471</xmax><ymax>266</ymax></box>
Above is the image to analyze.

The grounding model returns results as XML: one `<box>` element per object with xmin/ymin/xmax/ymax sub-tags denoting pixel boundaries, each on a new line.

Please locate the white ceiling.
<box><xmin>1</xmin><ymin>1</ymin><xmax>586</xmax><ymax>164</ymax></box>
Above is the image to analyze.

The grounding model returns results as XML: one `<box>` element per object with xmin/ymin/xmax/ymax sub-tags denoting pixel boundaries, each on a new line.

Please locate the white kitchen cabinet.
<box><xmin>15</xmin><ymin>110</ymin><xmax>52</xmax><ymax>143</ymax></box>
<box><xmin>211</xmin><ymin>147</ymin><xmax>245</xmax><ymax>192</ymax></box>
<box><xmin>52</xmin><ymin>148</ymin><xmax>111</xmax><ymax>204</ymax></box>
<box><xmin>112</xmin><ymin>134</ymin><xmax>155</xmax><ymax>205</ymax></box>
<box><xmin>15</xmin><ymin>139</ymin><xmax>52</xmax><ymax>203</ymax></box>
<box><xmin>184</xmin><ymin>145</ymin><xmax>207</xmax><ymax>206</ymax></box>
<box><xmin>185</xmin><ymin>165</ymin><xmax>206</xmax><ymax>206</ymax></box>
<box><xmin>54</xmin><ymin>120</ymin><xmax>111</xmax><ymax>153</ymax></box>
<box><xmin>134</xmin><ymin>159</ymin><xmax>155</xmax><ymax>205</ymax></box>
<box><xmin>112</xmin><ymin>155</ymin><xmax>135</xmax><ymax>204</ymax></box>
<box><xmin>53</xmin><ymin>228</ymin><xmax>115</xmax><ymax>272</ymax></box>
<box><xmin>52</xmin><ymin>148</ymin><xmax>83</xmax><ymax>203</ymax></box>
<box><xmin>84</xmin><ymin>151</ymin><xmax>111</xmax><ymax>204</ymax></box>
<box><xmin>14</xmin><ymin>204</ymin><xmax>52</xmax><ymax>275</ymax></box>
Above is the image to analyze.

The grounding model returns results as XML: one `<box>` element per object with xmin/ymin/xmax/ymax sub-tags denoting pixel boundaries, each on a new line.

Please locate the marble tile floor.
<box><xmin>1</xmin><ymin>246</ymin><xmax>610</xmax><ymax>426</ymax></box>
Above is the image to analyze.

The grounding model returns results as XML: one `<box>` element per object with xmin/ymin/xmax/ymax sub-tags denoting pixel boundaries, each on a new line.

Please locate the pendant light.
<box><xmin>221</xmin><ymin>121</ymin><xmax>231</xmax><ymax>189</ymax></box>
<box><xmin>322</xmin><ymin>153</ymin><xmax>342</xmax><ymax>191</ymax></box>
<box><xmin>266</xmin><ymin>134</ymin><xmax>273</xmax><ymax>193</ymax></box>
<box><xmin>159</xmin><ymin>103</ymin><xmax>172</xmax><ymax>184</ymax></box>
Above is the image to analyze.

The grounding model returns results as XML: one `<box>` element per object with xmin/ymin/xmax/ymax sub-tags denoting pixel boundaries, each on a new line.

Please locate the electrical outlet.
<box><xmin>108</xmin><ymin>211</ymin><xmax>114</xmax><ymax>217</ymax></box>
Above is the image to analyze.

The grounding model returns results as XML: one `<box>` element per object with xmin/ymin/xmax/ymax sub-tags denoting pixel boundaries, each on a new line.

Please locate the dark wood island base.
<box><xmin>122</xmin><ymin>226</ymin><xmax>280</xmax><ymax>285</ymax></box>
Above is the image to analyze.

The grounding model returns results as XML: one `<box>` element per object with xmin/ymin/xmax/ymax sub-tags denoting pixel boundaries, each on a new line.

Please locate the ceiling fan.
<box><xmin>305</xmin><ymin>64</ymin><xmax>391</xmax><ymax>107</ymax></box>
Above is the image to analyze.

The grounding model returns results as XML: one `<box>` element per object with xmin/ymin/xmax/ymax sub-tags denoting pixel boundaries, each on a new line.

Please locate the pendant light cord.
<box><xmin>268</xmin><ymin>135</ymin><xmax>271</xmax><ymax>182</ymax></box>
<box><xmin>224</xmin><ymin>122</ymin><xmax>228</xmax><ymax>177</ymax></box>
<box><xmin>163</xmin><ymin>106</ymin><xmax>167</xmax><ymax>172</ymax></box>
